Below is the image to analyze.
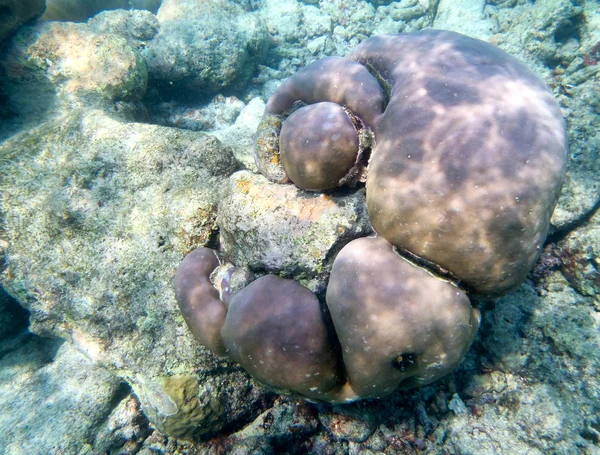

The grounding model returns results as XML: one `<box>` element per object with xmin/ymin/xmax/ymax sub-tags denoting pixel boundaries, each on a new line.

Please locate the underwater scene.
<box><xmin>0</xmin><ymin>0</ymin><xmax>599</xmax><ymax>454</ymax></box>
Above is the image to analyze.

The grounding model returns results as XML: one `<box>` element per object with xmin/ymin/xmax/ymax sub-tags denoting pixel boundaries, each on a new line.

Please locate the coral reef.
<box><xmin>0</xmin><ymin>0</ymin><xmax>598</xmax><ymax>452</ymax></box>
<box><xmin>175</xmin><ymin>248</ymin><xmax>228</xmax><ymax>356</ymax></box>
<box><xmin>433</xmin><ymin>0</ymin><xmax>496</xmax><ymax>40</ymax></box>
<box><xmin>279</xmin><ymin>102</ymin><xmax>360</xmax><ymax>190</ymax></box>
<box><xmin>178</xmin><ymin>29</ymin><xmax>566</xmax><ymax>405</ymax></box>
<box><xmin>0</xmin><ymin>20</ymin><xmax>148</xmax><ymax>140</ymax></box>
<box><xmin>488</xmin><ymin>0</ymin><xmax>598</xmax><ymax>228</ymax></box>
<box><xmin>217</xmin><ymin>170</ymin><xmax>372</xmax><ymax>292</ymax></box>
<box><xmin>257</xmin><ymin>29</ymin><xmax>567</xmax><ymax>296</ymax></box>
<box><xmin>221</xmin><ymin>274</ymin><xmax>343</xmax><ymax>400</ymax></box>
<box><xmin>351</xmin><ymin>31</ymin><xmax>567</xmax><ymax>295</ymax></box>
<box><xmin>326</xmin><ymin>237</ymin><xmax>479</xmax><ymax>397</ymax></box>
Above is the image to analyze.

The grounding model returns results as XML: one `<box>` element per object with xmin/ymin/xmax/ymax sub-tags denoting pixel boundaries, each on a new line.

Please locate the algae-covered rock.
<box><xmin>11</xmin><ymin>21</ymin><xmax>147</xmax><ymax>101</ymax></box>
<box><xmin>144</xmin><ymin>0</ymin><xmax>269</xmax><ymax>99</ymax></box>
<box><xmin>444</xmin><ymin>277</ymin><xmax>600</xmax><ymax>454</ymax></box>
<box><xmin>213</xmin><ymin>97</ymin><xmax>266</xmax><ymax>171</ymax></box>
<box><xmin>91</xmin><ymin>393</ymin><xmax>151</xmax><ymax>454</ymax></box>
<box><xmin>0</xmin><ymin>110</ymin><xmax>236</xmax><ymax>326</ymax></box>
<box><xmin>43</xmin><ymin>0</ymin><xmax>162</xmax><ymax>22</ymax></box>
<box><xmin>550</xmin><ymin>74</ymin><xmax>600</xmax><ymax>228</ymax></box>
<box><xmin>551</xmin><ymin>209</ymin><xmax>600</xmax><ymax>297</ymax></box>
<box><xmin>151</xmin><ymin>94</ymin><xmax>246</xmax><ymax>132</ymax></box>
<box><xmin>88</xmin><ymin>9</ymin><xmax>160</xmax><ymax>49</ymax></box>
<box><xmin>0</xmin><ymin>340</ymin><xmax>128</xmax><ymax>455</ymax></box>
<box><xmin>492</xmin><ymin>0</ymin><xmax>584</xmax><ymax>76</ymax></box>
<box><xmin>320</xmin><ymin>405</ymin><xmax>379</xmax><ymax>443</ymax></box>
<box><xmin>1</xmin><ymin>21</ymin><xmax>148</xmax><ymax>139</ymax></box>
<box><xmin>0</xmin><ymin>109</ymin><xmax>255</xmax><ymax>437</ymax></box>
<box><xmin>217</xmin><ymin>171</ymin><xmax>372</xmax><ymax>292</ymax></box>
<box><xmin>130</xmin><ymin>368</ymin><xmax>268</xmax><ymax>442</ymax></box>
<box><xmin>229</xmin><ymin>399</ymin><xmax>320</xmax><ymax>449</ymax></box>
<box><xmin>0</xmin><ymin>0</ymin><xmax>44</xmax><ymax>44</ymax></box>
<box><xmin>257</xmin><ymin>0</ymin><xmax>431</xmax><ymax>90</ymax></box>
<box><xmin>433</xmin><ymin>0</ymin><xmax>496</xmax><ymax>40</ymax></box>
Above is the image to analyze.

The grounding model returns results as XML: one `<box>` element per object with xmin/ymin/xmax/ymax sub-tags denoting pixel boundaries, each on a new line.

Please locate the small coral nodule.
<box><xmin>177</xmin><ymin>30</ymin><xmax>567</xmax><ymax>402</ymax></box>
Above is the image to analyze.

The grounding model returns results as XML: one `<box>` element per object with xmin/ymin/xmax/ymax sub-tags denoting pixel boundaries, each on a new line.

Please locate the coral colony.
<box><xmin>176</xmin><ymin>30</ymin><xmax>567</xmax><ymax>402</ymax></box>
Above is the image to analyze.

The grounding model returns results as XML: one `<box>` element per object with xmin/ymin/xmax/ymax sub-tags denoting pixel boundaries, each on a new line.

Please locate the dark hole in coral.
<box><xmin>392</xmin><ymin>353</ymin><xmax>417</xmax><ymax>372</ymax></box>
<box><xmin>108</xmin><ymin>381</ymin><xmax>134</xmax><ymax>413</ymax></box>
<box><xmin>554</xmin><ymin>14</ymin><xmax>582</xmax><ymax>44</ymax></box>
<box><xmin>205</xmin><ymin>228</ymin><xmax>220</xmax><ymax>250</ymax></box>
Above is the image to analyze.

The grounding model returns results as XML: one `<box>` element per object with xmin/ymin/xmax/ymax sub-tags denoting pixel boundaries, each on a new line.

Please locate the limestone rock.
<box><xmin>433</xmin><ymin>0</ymin><xmax>496</xmax><ymax>40</ymax></box>
<box><xmin>218</xmin><ymin>171</ymin><xmax>372</xmax><ymax>292</ymax></box>
<box><xmin>0</xmin><ymin>109</ymin><xmax>254</xmax><ymax>437</ymax></box>
<box><xmin>1</xmin><ymin>21</ymin><xmax>147</xmax><ymax>139</ymax></box>
<box><xmin>88</xmin><ymin>9</ymin><xmax>160</xmax><ymax>49</ymax></box>
<box><xmin>144</xmin><ymin>0</ymin><xmax>269</xmax><ymax>99</ymax></box>
<box><xmin>0</xmin><ymin>340</ymin><xmax>127</xmax><ymax>455</ymax></box>
<box><xmin>0</xmin><ymin>0</ymin><xmax>44</xmax><ymax>44</ymax></box>
<box><xmin>42</xmin><ymin>0</ymin><xmax>162</xmax><ymax>22</ymax></box>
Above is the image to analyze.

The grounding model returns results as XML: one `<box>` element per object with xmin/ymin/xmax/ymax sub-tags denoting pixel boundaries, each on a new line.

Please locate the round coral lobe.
<box><xmin>350</xmin><ymin>30</ymin><xmax>567</xmax><ymax>296</ymax></box>
<box><xmin>279</xmin><ymin>102</ymin><xmax>359</xmax><ymax>191</ymax></box>
<box><xmin>221</xmin><ymin>275</ymin><xmax>344</xmax><ymax>400</ymax></box>
<box><xmin>174</xmin><ymin>247</ymin><xmax>227</xmax><ymax>356</ymax></box>
<box><xmin>326</xmin><ymin>236</ymin><xmax>480</xmax><ymax>398</ymax></box>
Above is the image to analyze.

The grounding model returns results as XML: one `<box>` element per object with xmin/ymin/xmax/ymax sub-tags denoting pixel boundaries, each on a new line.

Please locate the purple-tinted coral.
<box><xmin>176</xmin><ymin>30</ymin><xmax>567</xmax><ymax>403</ymax></box>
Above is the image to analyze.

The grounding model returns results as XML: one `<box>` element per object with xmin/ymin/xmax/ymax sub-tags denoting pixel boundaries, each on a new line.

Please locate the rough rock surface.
<box><xmin>544</xmin><ymin>208</ymin><xmax>600</xmax><ymax>297</ymax></box>
<box><xmin>213</xmin><ymin>98</ymin><xmax>266</xmax><ymax>171</ymax></box>
<box><xmin>218</xmin><ymin>171</ymin><xmax>372</xmax><ymax>292</ymax></box>
<box><xmin>151</xmin><ymin>94</ymin><xmax>246</xmax><ymax>132</ymax></box>
<box><xmin>144</xmin><ymin>0</ymin><xmax>269</xmax><ymax>99</ymax></box>
<box><xmin>42</xmin><ymin>0</ymin><xmax>162</xmax><ymax>22</ymax></box>
<box><xmin>0</xmin><ymin>337</ymin><xmax>127</xmax><ymax>455</ymax></box>
<box><xmin>255</xmin><ymin>0</ymin><xmax>431</xmax><ymax>101</ymax></box>
<box><xmin>87</xmin><ymin>8</ymin><xmax>160</xmax><ymax>49</ymax></box>
<box><xmin>0</xmin><ymin>299</ymin><xmax>154</xmax><ymax>455</ymax></box>
<box><xmin>0</xmin><ymin>21</ymin><xmax>148</xmax><ymax>140</ymax></box>
<box><xmin>433</xmin><ymin>0</ymin><xmax>496</xmax><ymax>40</ymax></box>
<box><xmin>0</xmin><ymin>109</ymin><xmax>270</xmax><ymax>438</ymax></box>
<box><xmin>91</xmin><ymin>393</ymin><xmax>152</xmax><ymax>454</ymax></box>
<box><xmin>0</xmin><ymin>0</ymin><xmax>44</xmax><ymax>44</ymax></box>
<box><xmin>147</xmin><ymin>94</ymin><xmax>265</xmax><ymax>171</ymax></box>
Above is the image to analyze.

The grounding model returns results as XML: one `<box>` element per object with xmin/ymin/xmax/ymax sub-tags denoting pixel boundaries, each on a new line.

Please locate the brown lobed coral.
<box><xmin>176</xmin><ymin>30</ymin><xmax>567</xmax><ymax>402</ymax></box>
